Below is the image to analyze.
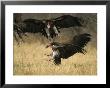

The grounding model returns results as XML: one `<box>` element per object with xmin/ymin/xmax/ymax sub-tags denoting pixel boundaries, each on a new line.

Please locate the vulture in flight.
<box><xmin>14</xmin><ymin>15</ymin><xmax>83</xmax><ymax>42</ymax></box>
<box><xmin>46</xmin><ymin>33</ymin><xmax>91</xmax><ymax>65</ymax></box>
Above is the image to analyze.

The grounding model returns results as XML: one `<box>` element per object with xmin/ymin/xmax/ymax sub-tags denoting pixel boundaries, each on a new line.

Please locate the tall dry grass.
<box><xmin>14</xmin><ymin>13</ymin><xmax>97</xmax><ymax>75</ymax></box>
<box><xmin>13</xmin><ymin>33</ymin><xmax>97</xmax><ymax>75</ymax></box>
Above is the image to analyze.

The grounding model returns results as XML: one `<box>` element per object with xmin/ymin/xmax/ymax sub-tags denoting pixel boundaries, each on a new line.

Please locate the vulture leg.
<box><xmin>53</xmin><ymin>25</ymin><xmax>59</xmax><ymax>36</ymax></box>
<box><xmin>54</xmin><ymin>57</ymin><xmax>61</xmax><ymax>65</ymax></box>
<box><xmin>52</xmin><ymin>50</ymin><xmax>61</xmax><ymax>65</ymax></box>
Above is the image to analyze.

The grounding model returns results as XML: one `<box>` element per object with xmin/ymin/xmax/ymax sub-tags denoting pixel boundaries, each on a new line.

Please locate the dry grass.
<box><xmin>13</xmin><ymin>34</ymin><xmax>97</xmax><ymax>75</ymax></box>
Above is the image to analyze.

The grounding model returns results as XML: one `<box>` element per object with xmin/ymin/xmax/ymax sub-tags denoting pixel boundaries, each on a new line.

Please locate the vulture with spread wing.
<box><xmin>46</xmin><ymin>33</ymin><xmax>91</xmax><ymax>65</ymax></box>
<box><xmin>14</xmin><ymin>15</ymin><xmax>83</xmax><ymax>43</ymax></box>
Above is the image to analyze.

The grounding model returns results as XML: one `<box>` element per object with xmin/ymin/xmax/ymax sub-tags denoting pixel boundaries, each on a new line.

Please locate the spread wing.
<box><xmin>52</xmin><ymin>15</ymin><xmax>83</xmax><ymax>29</ymax></box>
<box><xmin>14</xmin><ymin>19</ymin><xmax>48</xmax><ymax>38</ymax></box>
<box><xmin>23</xmin><ymin>19</ymin><xmax>45</xmax><ymax>33</ymax></box>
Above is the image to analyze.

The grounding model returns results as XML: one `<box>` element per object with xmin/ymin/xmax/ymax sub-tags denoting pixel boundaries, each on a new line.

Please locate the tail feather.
<box><xmin>72</xmin><ymin>33</ymin><xmax>91</xmax><ymax>48</ymax></box>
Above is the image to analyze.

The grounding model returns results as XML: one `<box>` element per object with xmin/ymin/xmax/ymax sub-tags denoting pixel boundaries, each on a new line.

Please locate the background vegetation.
<box><xmin>13</xmin><ymin>13</ymin><xmax>97</xmax><ymax>75</ymax></box>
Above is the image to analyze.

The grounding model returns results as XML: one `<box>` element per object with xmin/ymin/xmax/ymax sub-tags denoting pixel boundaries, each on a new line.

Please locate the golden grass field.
<box><xmin>13</xmin><ymin>13</ymin><xmax>97</xmax><ymax>75</ymax></box>
<box><xmin>13</xmin><ymin>33</ymin><xmax>97</xmax><ymax>75</ymax></box>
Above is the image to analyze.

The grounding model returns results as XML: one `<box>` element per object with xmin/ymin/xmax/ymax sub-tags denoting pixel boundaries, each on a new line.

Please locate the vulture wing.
<box><xmin>23</xmin><ymin>19</ymin><xmax>45</xmax><ymax>33</ymax></box>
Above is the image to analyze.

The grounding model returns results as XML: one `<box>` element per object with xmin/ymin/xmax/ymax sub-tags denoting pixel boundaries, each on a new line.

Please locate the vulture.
<box><xmin>46</xmin><ymin>33</ymin><xmax>91</xmax><ymax>65</ymax></box>
<box><xmin>14</xmin><ymin>15</ymin><xmax>83</xmax><ymax>42</ymax></box>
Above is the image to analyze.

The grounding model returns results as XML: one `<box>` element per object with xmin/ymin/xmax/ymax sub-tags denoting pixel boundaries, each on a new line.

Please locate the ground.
<box><xmin>13</xmin><ymin>13</ymin><xmax>97</xmax><ymax>75</ymax></box>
